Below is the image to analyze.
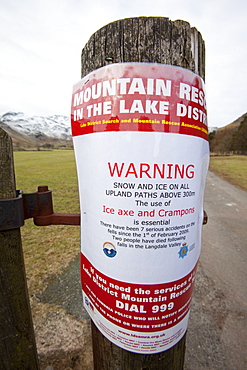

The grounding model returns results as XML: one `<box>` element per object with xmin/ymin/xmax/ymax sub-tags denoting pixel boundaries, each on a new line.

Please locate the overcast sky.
<box><xmin>0</xmin><ymin>0</ymin><xmax>246</xmax><ymax>128</ymax></box>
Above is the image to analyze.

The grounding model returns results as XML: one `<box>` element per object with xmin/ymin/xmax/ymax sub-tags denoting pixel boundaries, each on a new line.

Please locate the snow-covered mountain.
<box><xmin>0</xmin><ymin>112</ymin><xmax>71</xmax><ymax>140</ymax></box>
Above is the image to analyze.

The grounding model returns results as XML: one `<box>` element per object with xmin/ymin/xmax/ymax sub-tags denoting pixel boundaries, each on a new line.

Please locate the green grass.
<box><xmin>209</xmin><ymin>155</ymin><xmax>247</xmax><ymax>191</ymax></box>
<box><xmin>14</xmin><ymin>150</ymin><xmax>80</xmax><ymax>295</ymax></box>
<box><xmin>14</xmin><ymin>150</ymin><xmax>79</xmax><ymax>213</ymax></box>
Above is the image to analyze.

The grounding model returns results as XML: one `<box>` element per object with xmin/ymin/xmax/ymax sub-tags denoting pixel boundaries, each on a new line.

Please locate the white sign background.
<box><xmin>72</xmin><ymin>63</ymin><xmax>209</xmax><ymax>353</ymax></box>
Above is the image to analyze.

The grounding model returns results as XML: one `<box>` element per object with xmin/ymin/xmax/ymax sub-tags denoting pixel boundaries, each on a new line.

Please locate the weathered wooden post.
<box><xmin>0</xmin><ymin>129</ymin><xmax>39</xmax><ymax>368</ymax></box>
<box><xmin>75</xmin><ymin>16</ymin><xmax>207</xmax><ymax>369</ymax></box>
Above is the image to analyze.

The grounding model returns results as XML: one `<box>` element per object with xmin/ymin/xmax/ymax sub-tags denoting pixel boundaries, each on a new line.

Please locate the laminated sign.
<box><xmin>71</xmin><ymin>63</ymin><xmax>209</xmax><ymax>354</ymax></box>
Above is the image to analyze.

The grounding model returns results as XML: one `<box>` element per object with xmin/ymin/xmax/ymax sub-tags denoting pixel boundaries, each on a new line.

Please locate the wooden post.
<box><xmin>80</xmin><ymin>17</ymin><xmax>205</xmax><ymax>369</ymax></box>
<box><xmin>0</xmin><ymin>129</ymin><xmax>39</xmax><ymax>369</ymax></box>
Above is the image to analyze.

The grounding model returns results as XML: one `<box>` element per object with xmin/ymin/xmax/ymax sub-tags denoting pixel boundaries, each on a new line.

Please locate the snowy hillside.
<box><xmin>0</xmin><ymin>112</ymin><xmax>71</xmax><ymax>140</ymax></box>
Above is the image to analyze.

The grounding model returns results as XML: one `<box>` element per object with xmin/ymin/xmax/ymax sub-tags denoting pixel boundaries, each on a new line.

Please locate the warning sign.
<box><xmin>71</xmin><ymin>63</ymin><xmax>209</xmax><ymax>354</ymax></box>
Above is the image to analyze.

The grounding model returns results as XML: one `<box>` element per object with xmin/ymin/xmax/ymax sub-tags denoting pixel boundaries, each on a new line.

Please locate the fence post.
<box><xmin>80</xmin><ymin>17</ymin><xmax>205</xmax><ymax>369</ymax></box>
<box><xmin>0</xmin><ymin>129</ymin><xmax>39</xmax><ymax>368</ymax></box>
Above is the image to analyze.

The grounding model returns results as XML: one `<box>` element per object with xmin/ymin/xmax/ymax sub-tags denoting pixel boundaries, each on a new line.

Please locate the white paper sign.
<box><xmin>71</xmin><ymin>63</ymin><xmax>209</xmax><ymax>354</ymax></box>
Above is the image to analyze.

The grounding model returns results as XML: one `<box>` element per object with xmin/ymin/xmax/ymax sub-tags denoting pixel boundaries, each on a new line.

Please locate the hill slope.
<box><xmin>0</xmin><ymin>112</ymin><xmax>72</xmax><ymax>148</ymax></box>
<box><xmin>209</xmin><ymin>113</ymin><xmax>247</xmax><ymax>153</ymax></box>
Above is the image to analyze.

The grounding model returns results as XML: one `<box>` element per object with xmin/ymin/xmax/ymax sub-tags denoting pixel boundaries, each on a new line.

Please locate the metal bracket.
<box><xmin>0</xmin><ymin>190</ymin><xmax>24</xmax><ymax>231</ymax></box>
<box><xmin>0</xmin><ymin>186</ymin><xmax>80</xmax><ymax>231</ymax></box>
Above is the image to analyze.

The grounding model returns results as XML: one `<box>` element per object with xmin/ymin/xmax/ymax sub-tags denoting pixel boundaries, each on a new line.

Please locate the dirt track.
<box><xmin>34</xmin><ymin>171</ymin><xmax>247</xmax><ymax>369</ymax></box>
<box><xmin>185</xmin><ymin>171</ymin><xmax>247</xmax><ymax>369</ymax></box>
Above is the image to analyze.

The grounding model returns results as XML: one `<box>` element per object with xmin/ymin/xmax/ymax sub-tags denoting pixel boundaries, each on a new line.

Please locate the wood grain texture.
<box><xmin>0</xmin><ymin>129</ymin><xmax>16</xmax><ymax>199</ymax></box>
<box><xmin>92</xmin><ymin>322</ymin><xmax>186</xmax><ymax>370</ymax></box>
<box><xmin>81</xmin><ymin>17</ymin><xmax>205</xmax><ymax>80</ymax></box>
<box><xmin>0</xmin><ymin>129</ymin><xmax>39</xmax><ymax>369</ymax></box>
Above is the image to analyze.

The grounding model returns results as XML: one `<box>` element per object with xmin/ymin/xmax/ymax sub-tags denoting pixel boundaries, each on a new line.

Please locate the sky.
<box><xmin>0</xmin><ymin>0</ymin><xmax>246</xmax><ymax>128</ymax></box>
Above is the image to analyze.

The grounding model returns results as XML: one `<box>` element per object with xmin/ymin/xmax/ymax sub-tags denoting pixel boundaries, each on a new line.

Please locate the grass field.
<box><xmin>209</xmin><ymin>155</ymin><xmax>247</xmax><ymax>191</ymax></box>
<box><xmin>14</xmin><ymin>150</ymin><xmax>247</xmax><ymax>296</ymax></box>
<box><xmin>14</xmin><ymin>150</ymin><xmax>80</xmax><ymax>295</ymax></box>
